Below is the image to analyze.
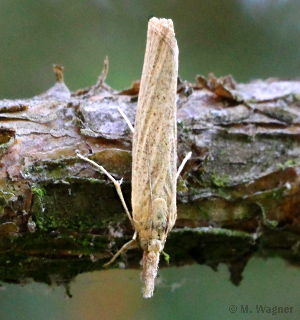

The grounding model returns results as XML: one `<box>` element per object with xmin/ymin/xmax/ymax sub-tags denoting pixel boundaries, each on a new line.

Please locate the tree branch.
<box><xmin>0</xmin><ymin>69</ymin><xmax>300</xmax><ymax>288</ymax></box>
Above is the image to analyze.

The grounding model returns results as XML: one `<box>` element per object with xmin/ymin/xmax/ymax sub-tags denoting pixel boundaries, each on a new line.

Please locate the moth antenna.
<box><xmin>116</xmin><ymin>106</ymin><xmax>134</xmax><ymax>133</ymax></box>
<box><xmin>142</xmin><ymin>250</ymin><xmax>160</xmax><ymax>298</ymax></box>
<box><xmin>176</xmin><ymin>151</ymin><xmax>192</xmax><ymax>179</ymax></box>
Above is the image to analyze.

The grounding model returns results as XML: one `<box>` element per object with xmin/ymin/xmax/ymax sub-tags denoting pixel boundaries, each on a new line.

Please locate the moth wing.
<box><xmin>131</xmin><ymin>18</ymin><xmax>178</xmax><ymax>234</ymax></box>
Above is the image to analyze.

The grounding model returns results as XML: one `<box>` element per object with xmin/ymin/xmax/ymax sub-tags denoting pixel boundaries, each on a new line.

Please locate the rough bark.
<box><xmin>1</xmin><ymin>67</ymin><xmax>300</xmax><ymax>291</ymax></box>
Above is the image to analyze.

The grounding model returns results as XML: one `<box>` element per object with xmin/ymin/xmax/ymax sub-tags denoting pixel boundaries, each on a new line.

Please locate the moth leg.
<box><xmin>77</xmin><ymin>153</ymin><xmax>133</xmax><ymax>225</ymax></box>
<box><xmin>103</xmin><ymin>231</ymin><xmax>138</xmax><ymax>267</ymax></box>
<box><xmin>116</xmin><ymin>106</ymin><xmax>135</xmax><ymax>133</ymax></box>
<box><xmin>176</xmin><ymin>151</ymin><xmax>192</xmax><ymax>179</ymax></box>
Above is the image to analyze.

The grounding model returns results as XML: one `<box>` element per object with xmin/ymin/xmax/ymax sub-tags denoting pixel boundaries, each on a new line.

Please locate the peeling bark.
<box><xmin>1</xmin><ymin>68</ymin><xmax>300</xmax><ymax>290</ymax></box>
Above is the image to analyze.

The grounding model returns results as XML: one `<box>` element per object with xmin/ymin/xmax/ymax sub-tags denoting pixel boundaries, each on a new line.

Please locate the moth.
<box><xmin>78</xmin><ymin>17</ymin><xmax>191</xmax><ymax>298</ymax></box>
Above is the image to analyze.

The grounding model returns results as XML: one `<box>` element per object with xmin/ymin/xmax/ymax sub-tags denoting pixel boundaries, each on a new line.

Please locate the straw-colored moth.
<box><xmin>78</xmin><ymin>17</ymin><xmax>191</xmax><ymax>298</ymax></box>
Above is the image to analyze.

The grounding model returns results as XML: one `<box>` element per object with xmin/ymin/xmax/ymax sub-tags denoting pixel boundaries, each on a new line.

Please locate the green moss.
<box><xmin>31</xmin><ymin>181</ymin><xmax>128</xmax><ymax>233</ymax></box>
<box><xmin>177</xmin><ymin>227</ymin><xmax>255</xmax><ymax>239</ymax></box>
<box><xmin>31</xmin><ymin>184</ymin><xmax>46</xmax><ymax>198</ymax></box>
<box><xmin>165</xmin><ymin>227</ymin><xmax>255</xmax><ymax>265</ymax></box>
<box><xmin>253</xmin><ymin>186</ymin><xmax>286</xmax><ymax>203</ymax></box>
<box><xmin>4</xmin><ymin>230</ymin><xmax>108</xmax><ymax>257</ymax></box>
<box><xmin>211</xmin><ymin>172</ymin><xmax>230</xmax><ymax>188</ymax></box>
<box><xmin>217</xmin><ymin>188</ymin><xmax>232</xmax><ymax>201</ymax></box>
<box><xmin>0</xmin><ymin>231</ymin><xmax>109</xmax><ymax>285</ymax></box>
<box><xmin>278</xmin><ymin>159</ymin><xmax>300</xmax><ymax>170</ymax></box>
<box><xmin>196</xmin><ymin>205</ymin><xmax>212</xmax><ymax>220</ymax></box>
<box><xmin>177</xmin><ymin>178</ymin><xmax>189</xmax><ymax>193</ymax></box>
<box><xmin>290</xmin><ymin>92</ymin><xmax>300</xmax><ymax>102</ymax></box>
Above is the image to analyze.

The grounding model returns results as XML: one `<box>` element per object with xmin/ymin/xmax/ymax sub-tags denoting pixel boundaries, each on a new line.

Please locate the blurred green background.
<box><xmin>1</xmin><ymin>258</ymin><xmax>299</xmax><ymax>320</ymax></box>
<box><xmin>1</xmin><ymin>0</ymin><xmax>300</xmax><ymax>319</ymax></box>
<box><xmin>1</xmin><ymin>0</ymin><xmax>300</xmax><ymax>99</ymax></box>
